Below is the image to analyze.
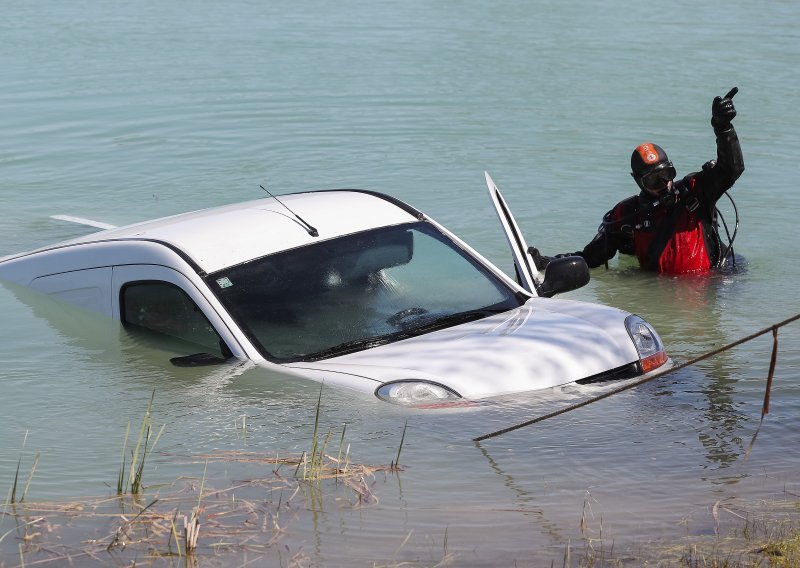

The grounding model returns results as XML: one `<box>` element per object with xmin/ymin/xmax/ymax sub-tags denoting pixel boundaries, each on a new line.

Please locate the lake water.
<box><xmin>2</xmin><ymin>0</ymin><xmax>800</xmax><ymax>565</ymax></box>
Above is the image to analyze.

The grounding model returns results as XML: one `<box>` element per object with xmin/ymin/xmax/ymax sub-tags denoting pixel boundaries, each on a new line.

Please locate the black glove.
<box><xmin>527</xmin><ymin>246</ymin><xmax>552</xmax><ymax>269</ymax></box>
<box><xmin>711</xmin><ymin>87</ymin><xmax>738</xmax><ymax>132</ymax></box>
<box><xmin>528</xmin><ymin>247</ymin><xmax>583</xmax><ymax>269</ymax></box>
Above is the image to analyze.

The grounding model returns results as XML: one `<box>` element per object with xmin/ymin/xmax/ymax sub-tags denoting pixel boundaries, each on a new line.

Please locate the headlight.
<box><xmin>625</xmin><ymin>315</ymin><xmax>669</xmax><ymax>373</ymax></box>
<box><xmin>375</xmin><ymin>380</ymin><xmax>468</xmax><ymax>408</ymax></box>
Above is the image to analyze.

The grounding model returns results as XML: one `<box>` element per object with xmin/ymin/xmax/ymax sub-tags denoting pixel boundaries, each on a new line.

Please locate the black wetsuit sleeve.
<box><xmin>576</xmin><ymin>229</ymin><xmax>616</xmax><ymax>268</ymax></box>
<box><xmin>692</xmin><ymin>125</ymin><xmax>745</xmax><ymax>206</ymax></box>
<box><xmin>571</xmin><ymin>208</ymin><xmax>625</xmax><ymax>269</ymax></box>
<box><xmin>540</xmin><ymin>199</ymin><xmax>633</xmax><ymax>269</ymax></box>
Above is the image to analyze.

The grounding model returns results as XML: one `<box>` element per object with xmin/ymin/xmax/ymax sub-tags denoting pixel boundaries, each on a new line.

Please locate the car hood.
<box><xmin>283</xmin><ymin>298</ymin><xmax>641</xmax><ymax>399</ymax></box>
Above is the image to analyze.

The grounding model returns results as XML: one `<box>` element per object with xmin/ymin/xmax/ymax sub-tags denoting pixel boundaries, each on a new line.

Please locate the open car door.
<box><xmin>485</xmin><ymin>172</ymin><xmax>590</xmax><ymax>298</ymax></box>
<box><xmin>485</xmin><ymin>172</ymin><xmax>543</xmax><ymax>296</ymax></box>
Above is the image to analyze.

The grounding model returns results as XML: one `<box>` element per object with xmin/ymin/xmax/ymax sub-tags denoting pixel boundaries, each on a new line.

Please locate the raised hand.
<box><xmin>712</xmin><ymin>87</ymin><xmax>738</xmax><ymax>131</ymax></box>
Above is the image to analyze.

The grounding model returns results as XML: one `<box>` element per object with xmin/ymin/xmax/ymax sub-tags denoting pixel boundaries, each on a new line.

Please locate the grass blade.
<box><xmin>10</xmin><ymin>457</ymin><xmax>21</xmax><ymax>505</ymax></box>
<box><xmin>117</xmin><ymin>422</ymin><xmax>131</xmax><ymax>495</ymax></box>
<box><xmin>393</xmin><ymin>420</ymin><xmax>408</xmax><ymax>468</ymax></box>
<box><xmin>20</xmin><ymin>453</ymin><xmax>39</xmax><ymax>503</ymax></box>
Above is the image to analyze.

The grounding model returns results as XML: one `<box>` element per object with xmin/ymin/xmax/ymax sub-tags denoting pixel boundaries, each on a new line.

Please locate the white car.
<box><xmin>0</xmin><ymin>173</ymin><xmax>669</xmax><ymax>407</ymax></box>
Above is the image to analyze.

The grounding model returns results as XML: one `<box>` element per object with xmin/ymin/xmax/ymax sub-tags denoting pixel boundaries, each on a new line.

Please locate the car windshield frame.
<box><xmin>206</xmin><ymin>221</ymin><xmax>526</xmax><ymax>363</ymax></box>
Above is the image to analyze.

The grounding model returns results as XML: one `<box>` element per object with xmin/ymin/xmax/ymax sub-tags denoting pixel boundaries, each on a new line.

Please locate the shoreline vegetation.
<box><xmin>2</xmin><ymin>454</ymin><xmax>799</xmax><ymax>567</ymax></box>
<box><xmin>1</xmin><ymin>449</ymin><xmax>400</xmax><ymax>568</ymax></box>
<box><xmin>3</xmin><ymin>392</ymin><xmax>799</xmax><ymax>567</ymax></box>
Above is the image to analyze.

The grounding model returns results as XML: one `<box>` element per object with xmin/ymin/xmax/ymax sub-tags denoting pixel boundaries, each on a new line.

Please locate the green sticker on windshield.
<box><xmin>216</xmin><ymin>277</ymin><xmax>233</xmax><ymax>289</ymax></box>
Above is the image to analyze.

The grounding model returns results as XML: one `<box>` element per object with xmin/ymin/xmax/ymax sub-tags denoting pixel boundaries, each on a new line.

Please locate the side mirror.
<box><xmin>540</xmin><ymin>256</ymin><xmax>590</xmax><ymax>298</ymax></box>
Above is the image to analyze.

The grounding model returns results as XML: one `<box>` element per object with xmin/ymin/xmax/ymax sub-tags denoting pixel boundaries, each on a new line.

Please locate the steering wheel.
<box><xmin>387</xmin><ymin>306</ymin><xmax>429</xmax><ymax>327</ymax></box>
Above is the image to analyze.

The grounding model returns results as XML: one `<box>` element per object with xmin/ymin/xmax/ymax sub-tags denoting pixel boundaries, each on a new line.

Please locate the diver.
<box><xmin>531</xmin><ymin>88</ymin><xmax>745</xmax><ymax>274</ymax></box>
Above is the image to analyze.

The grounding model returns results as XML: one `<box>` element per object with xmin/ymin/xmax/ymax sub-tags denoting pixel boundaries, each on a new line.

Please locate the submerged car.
<box><xmin>0</xmin><ymin>173</ymin><xmax>669</xmax><ymax>407</ymax></box>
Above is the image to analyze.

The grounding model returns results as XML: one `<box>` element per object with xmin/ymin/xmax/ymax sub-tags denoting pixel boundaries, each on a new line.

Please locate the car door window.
<box><xmin>121</xmin><ymin>281</ymin><xmax>228</xmax><ymax>357</ymax></box>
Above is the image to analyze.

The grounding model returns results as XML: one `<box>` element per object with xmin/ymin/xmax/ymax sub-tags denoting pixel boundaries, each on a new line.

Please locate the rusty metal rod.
<box><xmin>761</xmin><ymin>326</ymin><xmax>779</xmax><ymax>420</ymax></box>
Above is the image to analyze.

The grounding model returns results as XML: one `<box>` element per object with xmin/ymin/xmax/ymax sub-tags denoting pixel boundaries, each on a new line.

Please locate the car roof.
<box><xmin>10</xmin><ymin>190</ymin><xmax>424</xmax><ymax>274</ymax></box>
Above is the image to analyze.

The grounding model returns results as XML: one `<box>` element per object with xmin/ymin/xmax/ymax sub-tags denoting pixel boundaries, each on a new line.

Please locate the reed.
<box><xmin>303</xmin><ymin>384</ymin><xmax>342</xmax><ymax>481</ymax></box>
<box><xmin>9</xmin><ymin>457</ymin><xmax>21</xmax><ymax>505</ymax></box>
<box><xmin>313</xmin><ymin>430</ymin><xmax>334</xmax><ymax>480</ymax></box>
<box><xmin>308</xmin><ymin>384</ymin><xmax>323</xmax><ymax>479</ymax></box>
<box><xmin>130</xmin><ymin>424</ymin><xmax>152</xmax><ymax>495</ymax></box>
<box><xmin>295</xmin><ymin>451</ymin><xmax>306</xmax><ymax>478</ymax></box>
<box><xmin>20</xmin><ymin>453</ymin><xmax>39</xmax><ymax>504</ymax></box>
<box><xmin>116</xmin><ymin>422</ymin><xmax>131</xmax><ymax>495</ymax></box>
<box><xmin>391</xmin><ymin>419</ymin><xmax>408</xmax><ymax>469</ymax></box>
<box><xmin>116</xmin><ymin>390</ymin><xmax>165</xmax><ymax>495</ymax></box>
<box><xmin>8</xmin><ymin>453</ymin><xmax>39</xmax><ymax>505</ymax></box>
<box><xmin>183</xmin><ymin>459</ymin><xmax>207</xmax><ymax>553</ymax></box>
<box><xmin>7</xmin><ymin>431</ymin><xmax>34</xmax><ymax>506</ymax></box>
<box><xmin>168</xmin><ymin>509</ymin><xmax>182</xmax><ymax>557</ymax></box>
<box><xmin>184</xmin><ymin>508</ymin><xmax>200</xmax><ymax>552</ymax></box>
<box><xmin>106</xmin><ymin>498</ymin><xmax>159</xmax><ymax>551</ymax></box>
<box><xmin>336</xmin><ymin>423</ymin><xmax>348</xmax><ymax>479</ymax></box>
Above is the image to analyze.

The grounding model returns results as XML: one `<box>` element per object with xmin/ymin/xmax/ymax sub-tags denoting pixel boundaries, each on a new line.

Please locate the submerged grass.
<box><xmin>391</xmin><ymin>419</ymin><xmax>408</xmax><ymax>469</ymax></box>
<box><xmin>1</xmin><ymin>385</ymin><xmax>403</xmax><ymax>565</ymax></box>
<box><xmin>3</xmin><ymin>443</ymin><xmax>800</xmax><ymax>567</ymax></box>
<box><xmin>6</xmin><ymin>432</ymin><xmax>39</xmax><ymax>507</ymax></box>
<box><xmin>304</xmin><ymin>383</ymin><xmax>345</xmax><ymax>482</ymax></box>
<box><xmin>309</xmin><ymin>383</ymin><xmax>323</xmax><ymax>477</ymax></box>
<box><xmin>3</xmin><ymin>449</ymin><xmax>399</xmax><ymax>566</ymax></box>
<box><xmin>116</xmin><ymin>390</ymin><xmax>165</xmax><ymax>495</ymax></box>
<box><xmin>13</xmin><ymin>389</ymin><xmax>800</xmax><ymax>566</ymax></box>
<box><xmin>303</xmin><ymin>385</ymin><xmax>407</xmax><ymax>482</ymax></box>
<box><xmin>559</xmin><ymin>492</ymin><xmax>800</xmax><ymax>568</ymax></box>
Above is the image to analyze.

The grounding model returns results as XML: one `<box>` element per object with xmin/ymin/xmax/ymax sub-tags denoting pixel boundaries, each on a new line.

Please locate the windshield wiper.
<box><xmin>405</xmin><ymin>308</ymin><xmax>508</xmax><ymax>335</ymax></box>
<box><xmin>303</xmin><ymin>308</ymin><xmax>508</xmax><ymax>361</ymax></box>
<box><xmin>304</xmin><ymin>335</ymin><xmax>401</xmax><ymax>361</ymax></box>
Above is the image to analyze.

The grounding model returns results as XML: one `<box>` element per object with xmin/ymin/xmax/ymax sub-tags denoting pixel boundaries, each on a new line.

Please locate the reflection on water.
<box><xmin>474</xmin><ymin>439</ymin><xmax>566</xmax><ymax>545</ymax></box>
<box><xmin>590</xmin><ymin>265</ymin><xmax>758</xmax><ymax>471</ymax></box>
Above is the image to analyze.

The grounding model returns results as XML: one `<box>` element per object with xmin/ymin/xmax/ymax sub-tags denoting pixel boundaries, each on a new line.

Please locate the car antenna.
<box><xmin>260</xmin><ymin>184</ymin><xmax>319</xmax><ymax>237</ymax></box>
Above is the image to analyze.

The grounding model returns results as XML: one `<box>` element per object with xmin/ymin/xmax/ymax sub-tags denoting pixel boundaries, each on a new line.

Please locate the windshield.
<box><xmin>208</xmin><ymin>222</ymin><xmax>524</xmax><ymax>362</ymax></box>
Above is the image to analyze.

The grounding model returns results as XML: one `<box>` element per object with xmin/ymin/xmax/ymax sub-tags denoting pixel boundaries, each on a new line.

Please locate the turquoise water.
<box><xmin>2</xmin><ymin>0</ymin><xmax>800</xmax><ymax>564</ymax></box>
